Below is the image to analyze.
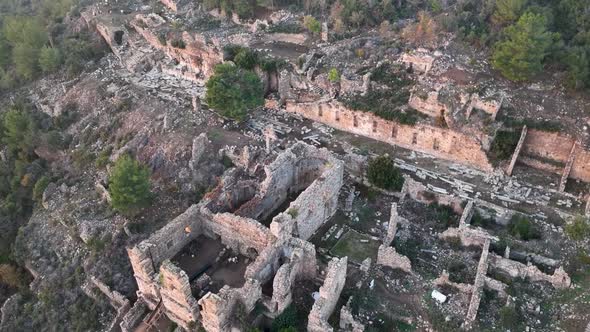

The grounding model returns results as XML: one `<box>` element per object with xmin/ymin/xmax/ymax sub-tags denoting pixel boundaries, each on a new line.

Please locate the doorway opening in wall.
<box><xmin>412</xmin><ymin>133</ymin><xmax>418</xmax><ymax>144</ymax></box>
<box><xmin>372</xmin><ymin>121</ymin><xmax>377</xmax><ymax>132</ymax></box>
<box><xmin>391</xmin><ymin>126</ymin><xmax>397</xmax><ymax>138</ymax></box>
<box><xmin>433</xmin><ymin>138</ymin><xmax>440</xmax><ymax>150</ymax></box>
<box><xmin>335</xmin><ymin>111</ymin><xmax>340</xmax><ymax>122</ymax></box>
<box><xmin>318</xmin><ymin>106</ymin><xmax>323</xmax><ymax>117</ymax></box>
<box><xmin>353</xmin><ymin>116</ymin><xmax>358</xmax><ymax>127</ymax></box>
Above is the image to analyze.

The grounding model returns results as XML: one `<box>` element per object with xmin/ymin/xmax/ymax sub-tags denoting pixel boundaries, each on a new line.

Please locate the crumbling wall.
<box><xmin>489</xmin><ymin>253</ymin><xmax>571</xmax><ymax>289</ymax></box>
<box><xmin>281</xmin><ymin>158</ymin><xmax>343</xmax><ymax>240</ymax></box>
<box><xmin>267</xmin><ymin>247</ymin><xmax>307</xmax><ymax>313</ymax></box>
<box><xmin>377</xmin><ymin>245</ymin><xmax>412</xmax><ymax>273</ymax></box>
<box><xmin>204</xmin><ymin>211</ymin><xmax>271</xmax><ymax>256</ymax></box>
<box><xmin>400</xmin><ymin>52</ymin><xmax>435</xmax><ymax>73</ymax></box>
<box><xmin>408</xmin><ymin>92</ymin><xmax>448</xmax><ymax>118</ymax></box>
<box><xmin>339</xmin><ymin>297</ymin><xmax>365</xmax><ymax>332</ymax></box>
<box><xmin>128</xmin><ymin>205</ymin><xmax>203</xmax><ymax>308</ymax></box>
<box><xmin>120</xmin><ymin>298</ymin><xmax>148</xmax><ymax>332</ymax></box>
<box><xmin>285</xmin><ymin>100</ymin><xmax>494</xmax><ymax>172</ymax></box>
<box><xmin>307</xmin><ymin>257</ymin><xmax>348</xmax><ymax>332</ymax></box>
<box><xmin>131</xmin><ymin>14</ymin><xmax>225</xmax><ymax>80</ymax></box>
<box><xmin>521</xmin><ymin>129</ymin><xmax>590</xmax><ymax>182</ymax></box>
<box><xmin>465</xmin><ymin>240</ymin><xmax>490</xmax><ymax>328</ymax></box>
<box><xmin>198</xmin><ymin>279</ymin><xmax>261</xmax><ymax>332</ymax></box>
<box><xmin>235</xmin><ymin>142</ymin><xmax>339</xmax><ymax>222</ymax></box>
<box><xmin>159</xmin><ymin>260</ymin><xmax>200</xmax><ymax>328</ymax></box>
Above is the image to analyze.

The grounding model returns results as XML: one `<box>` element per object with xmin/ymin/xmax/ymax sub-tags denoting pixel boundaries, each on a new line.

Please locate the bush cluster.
<box><xmin>366</xmin><ymin>155</ymin><xmax>404</xmax><ymax>191</ymax></box>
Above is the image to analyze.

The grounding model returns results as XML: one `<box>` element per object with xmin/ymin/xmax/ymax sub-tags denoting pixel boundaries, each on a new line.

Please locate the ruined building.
<box><xmin>126</xmin><ymin>142</ymin><xmax>344</xmax><ymax>331</ymax></box>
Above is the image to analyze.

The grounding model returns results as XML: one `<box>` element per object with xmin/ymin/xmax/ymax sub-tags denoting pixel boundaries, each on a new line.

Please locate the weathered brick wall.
<box><xmin>285</xmin><ymin>100</ymin><xmax>494</xmax><ymax>172</ymax></box>
<box><xmin>521</xmin><ymin>129</ymin><xmax>590</xmax><ymax>182</ymax></box>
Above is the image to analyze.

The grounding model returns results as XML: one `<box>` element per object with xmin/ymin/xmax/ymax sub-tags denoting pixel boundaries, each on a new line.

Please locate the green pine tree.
<box><xmin>492</xmin><ymin>12</ymin><xmax>561</xmax><ymax>81</ymax></box>
<box><xmin>108</xmin><ymin>155</ymin><xmax>152</xmax><ymax>216</ymax></box>
<box><xmin>205</xmin><ymin>63</ymin><xmax>264</xmax><ymax>121</ymax></box>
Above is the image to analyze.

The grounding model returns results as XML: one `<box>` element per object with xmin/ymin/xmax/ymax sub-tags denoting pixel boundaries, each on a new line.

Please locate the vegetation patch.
<box><xmin>330</xmin><ymin>229</ymin><xmax>380</xmax><ymax>263</ymax></box>
<box><xmin>108</xmin><ymin>154</ymin><xmax>152</xmax><ymax>217</ymax></box>
<box><xmin>341</xmin><ymin>64</ymin><xmax>419</xmax><ymax>124</ymax></box>
<box><xmin>205</xmin><ymin>63</ymin><xmax>264</xmax><ymax>121</ymax></box>
<box><xmin>508</xmin><ymin>214</ymin><xmax>541</xmax><ymax>241</ymax></box>
<box><xmin>487</xmin><ymin>130</ymin><xmax>520</xmax><ymax>164</ymax></box>
<box><xmin>366</xmin><ymin>155</ymin><xmax>404</xmax><ymax>191</ymax></box>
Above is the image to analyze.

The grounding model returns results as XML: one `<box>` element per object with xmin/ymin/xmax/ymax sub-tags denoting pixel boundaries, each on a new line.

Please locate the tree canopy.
<box><xmin>492</xmin><ymin>12</ymin><xmax>560</xmax><ymax>81</ymax></box>
<box><xmin>205</xmin><ymin>63</ymin><xmax>264</xmax><ymax>121</ymax></box>
<box><xmin>108</xmin><ymin>155</ymin><xmax>152</xmax><ymax>217</ymax></box>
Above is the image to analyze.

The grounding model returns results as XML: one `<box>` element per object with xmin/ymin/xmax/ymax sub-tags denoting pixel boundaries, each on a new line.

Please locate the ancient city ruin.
<box><xmin>1</xmin><ymin>0</ymin><xmax>590</xmax><ymax>332</ymax></box>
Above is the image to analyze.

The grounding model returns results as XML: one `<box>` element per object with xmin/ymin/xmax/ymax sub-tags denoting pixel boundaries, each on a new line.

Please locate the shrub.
<box><xmin>303</xmin><ymin>16</ymin><xmax>321</xmax><ymax>34</ymax></box>
<box><xmin>95</xmin><ymin>147</ymin><xmax>112</xmax><ymax>169</ymax></box>
<box><xmin>488</xmin><ymin>130</ymin><xmax>520</xmax><ymax>163</ymax></box>
<box><xmin>499</xmin><ymin>306</ymin><xmax>522</xmax><ymax>330</ymax></box>
<box><xmin>565</xmin><ymin>215</ymin><xmax>590</xmax><ymax>241</ymax></box>
<box><xmin>278</xmin><ymin>328</ymin><xmax>297</xmax><ymax>332</ymax></box>
<box><xmin>205</xmin><ymin>63</ymin><xmax>264</xmax><ymax>121</ymax></box>
<box><xmin>271</xmin><ymin>305</ymin><xmax>298</xmax><ymax>332</ymax></box>
<box><xmin>157</xmin><ymin>33</ymin><xmax>167</xmax><ymax>46</ymax></box>
<box><xmin>508</xmin><ymin>214</ymin><xmax>540</xmax><ymax>241</ymax></box>
<box><xmin>429</xmin><ymin>202</ymin><xmax>458</xmax><ymax>229</ymax></box>
<box><xmin>170</xmin><ymin>38</ymin><xmax>186</xmax><ymax>49</ymax></box>
<box><xmin>367</xmin><ymin>155</ymin><xmax>404</xmax><ymax>191</ymax></box>
<box><xmin>108</xmin><ymin>154</ymin><xmax>152</xmax><ymax>216</ymax></box>
<box><xmin>33</xmin><ymin>176</ymin><xmax>50</xmax><ymax>201</ymax></box>
<box><xmin>471</xmin><ymin>210</ymin><xmax>495</xmax><ymax>229</ymax></box>
<box><xmin>233</xmin><ymin>48</ymin><xmax>258</xmax><ymax>70</ymax></box>
<box><xmin>448</xmin><ymin>261</ymin><xmax>472</xmax><ymax>284</ymax></box>
<box><xmin>39</xmin><ymin>46</ymin><xmax>62</xmax><ymax>73</ymax></box>
<box><xmin>328</xmin><ymin>68</ymin><xmax>340</xmax><ymax>82</ymax></box>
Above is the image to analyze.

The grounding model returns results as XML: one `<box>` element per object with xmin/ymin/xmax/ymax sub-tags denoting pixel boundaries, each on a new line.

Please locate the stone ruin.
<box><xmin>376</xmin><ymin>203</ymin><xmax>412</xmax><ymax>273</ymax></box>
<box><xmin>307</xmin><ymin>257</ymin><xmax>348</xmax><ymax>332</ymax></box>
<box><xmin>125</xmin><ymin>142</ymin><xmax>344</xmax><ymax>331</ymax></box>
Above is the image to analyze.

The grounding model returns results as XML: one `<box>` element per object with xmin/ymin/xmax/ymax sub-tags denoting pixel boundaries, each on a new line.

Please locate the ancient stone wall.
<box><xmin>285</xmin><ymin>100</ymin><xmax>494</xmax><ymax>172</ymax></box>
<box><xmin>307</xmin><ymin>257</ymin><xmax>348</xmax><ymax>332</ymax></box>
<box><xmin>400</xmin><ymin>52</ymin><xmax>435</xmax><ymax>73</ymax></box>
<box><xmin>489</xmin><ymin>253</ymin><xmax>571</xmax><ymax>289</ymax></box>
<box><xmin>120</xmin><ymin>299</ymin><xmax>148</xmax><ymax>332</ymax></box>
<box><xmin>131</xmin><ymin>14</ymin><xmax>225</xmax><ymax>80</ymax></box>
<box><xmin>127</xmin><ymin>205</ymin><xmax>203</xmax><ymax>308</ymax></box>
<box><xmin>465</xmin><ymin>240</ymin><xmax>490</xmax><ymax>327</ymax></box>
<box><xmin>159</xmin><ymin>260</ymin><xmax>200</xmax><ymax>328</ymax></box>
<box><xmin>339</xmin><ymin>298</ymin><xmax>365</xmax><ymax>332</ymax></box>
<box><xmin>408</xmin><ymin>92</ymin><xmax>448</xmax><ymax>118</ymax></box>
<box><xmin>204</xmin><ymin>211</ymin><xmax>271</xmax><ymax>256</ymax></box>
<box><xmin>376</xmin><ymin>245</ymin><xmax>412</xmax><ymax>273</ymax></box>
<box><xmin>198</xmin><ymin>279</ymin><xmax>261</xmax><ymax>332</ymax></box>
<box><xmin>521</xmin><ymin>129</ymin><xmax>590</xmax><ymax>182</ymax></box>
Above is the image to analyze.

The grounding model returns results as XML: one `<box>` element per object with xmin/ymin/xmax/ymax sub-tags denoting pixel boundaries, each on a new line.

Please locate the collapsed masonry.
<box><xmin>376</xmin><ymin>203</ymin><xmax>412</xmax><ymax>273</ymax></box>
<box><xmin>127</xmin><ymin>142</ymin><xmax>344</xmax><ymax>331</ymax></box>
